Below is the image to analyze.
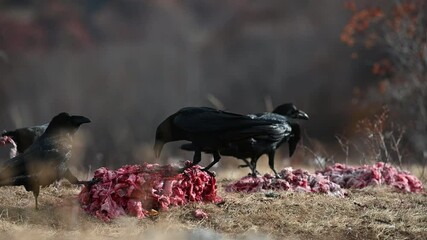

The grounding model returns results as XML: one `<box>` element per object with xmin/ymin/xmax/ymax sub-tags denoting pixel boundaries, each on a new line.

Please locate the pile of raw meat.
<box><xmin>1</xmin><ymin>136</ymin><xmax>423</xmax><ymax>220</ymax></box>
<box><xmin>78</xmin><ymin>162</ymin><xmax>221</xmax><ymax>222</ymax></box>
<box><xmin>316</xmin><ymin>162</ymin><xmax>423</xmax><ymax>193</ymax></box>
<box><xmin>225</xmin><ymin>168</ymin><xmax>345</xmax><ymax>197</ymax></box>
<box><xmin>226</xmin><ymin>162</ymin><xmax>423</xmax><ymax>195</ymax></box>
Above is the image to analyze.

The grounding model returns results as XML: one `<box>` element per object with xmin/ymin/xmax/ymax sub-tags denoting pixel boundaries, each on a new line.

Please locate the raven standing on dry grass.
<box><xmin>154</xmin><ymin>107</ymin><xmax>299</xmax><ymax>175</ymax></box>
<box><xmin>2</xmin><ymin>123</ymin><xmax>48</xmax><ymax>154</ymax></box>
<box><xmin>180</xmin><ymin>103</ymin><xmax>309</xmax><ymax>176</ymax></box>
<box><xmin>0</xmin><ymin>112</ymin><xmax>91</xmax><ymax>209</ymax></box>
<box><xmin>235</xmin><ymin>103</ymin><xmax>308</xmax><ymax>175</ymax></box>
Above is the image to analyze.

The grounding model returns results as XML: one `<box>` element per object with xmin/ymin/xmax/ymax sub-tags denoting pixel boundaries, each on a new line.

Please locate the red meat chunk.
<box><xmin>226</xmin><ymin>162</ymin><xmax>423</xmax><ymax>195</ymax></box>
<box><xmin>225</xmin><ymin>167</ymin><xmax>345</xmax><ymax>197</ymax></box>
<box><xmin>79</xmin><ymin>162</ymin><xmax>221</xmax><ymax>222</ymax></box>
<box><xmin>317</xmin><ymin>162</ymin><xmax>424</xmax><ymax>193</ymax></box>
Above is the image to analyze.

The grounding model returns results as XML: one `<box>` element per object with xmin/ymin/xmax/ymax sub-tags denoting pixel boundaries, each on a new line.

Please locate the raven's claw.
<box><xmin>77</xmin><ymin>178</ymin><xmax>101</xmax><ymax>187</ymax></box>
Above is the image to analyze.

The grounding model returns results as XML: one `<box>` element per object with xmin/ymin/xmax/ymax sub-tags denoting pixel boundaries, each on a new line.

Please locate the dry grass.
<box><xmin>0</xmin><ymin>178</ymin><xmax>425</xmax><ymax>240</ymax></box>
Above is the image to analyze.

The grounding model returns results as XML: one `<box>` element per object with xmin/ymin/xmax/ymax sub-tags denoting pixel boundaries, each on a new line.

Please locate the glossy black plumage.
<box><xmin>0</xmin><ymin>112</ymin><xmax>91</xmax><ymax>209</ymax></box>
<box><xmin>180</xmin><ymin>103</ymin><xmax>309</xmax><ymax>176</ymax></box>
<box><xmin>154</xmin><ymin>107</ymin><xmax>296</xmax><ymax>174</ymax></box>
<box><xmin>2</xmin><ymin>124</ymin><xmax>48</xmax><ymax>153</ymax></box>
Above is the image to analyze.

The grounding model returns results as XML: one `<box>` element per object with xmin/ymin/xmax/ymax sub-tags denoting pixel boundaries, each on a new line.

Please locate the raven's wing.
<box><xmin>2</xmin><ymin>124</ymin><xmax>48</xmax><ymax>153</ymax></box>
<box><xmin>219</xmin><ymin>123</ymin><xmax>291</xmax><ymax>142</ymax></box>
<box><xmin>288</xmin><ymin>123</ymin><xmax>301</xmax><ymax>157</ymax></box>
<box><xmin>249</xmin><ymin>112</ymin><xmax>290</xmax><ymax>122</ymax></box>
<box><xmin>0</xmin><ymin>154</ymin><xmax>28</xmax><ymax>181</ymax></box>
<box><xmin>174</xmin><ymin>107</ymin><xmax>279</xmax><ymax>133</ymax></box>
<box><xmin>181</xmin><ymin>142</ymin><xmax>215</xmax><ymax>153</ymax></box>
<box><xmin>181</xmin><ymin>143</ymin><xmax>197</xmax><ymax>151</ymax></box>
<box><xmin>0</xmin><ymin>174</ymin><xmax>38</xmax><ymax>188</ymax></box>
<box><xmin>229</xmin><ymin>113</ymin><xmax>292</xmax><ymax>142</ymax></box>
<box><xmin>0</xmin><ymin>137</ymin><xmax>63</xmax><ymax>185</ymax></box>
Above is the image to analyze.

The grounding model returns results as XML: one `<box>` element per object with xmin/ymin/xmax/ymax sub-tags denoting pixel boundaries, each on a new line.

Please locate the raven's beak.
<box><xmin>154</xmin><ymin>140</ymin><xmax>164</xmax><ymax>158</ymax></box>
<box><xmin>71</xmin><ymin>115</ymin><xmax>91</xmax><ymax>125</ymax></box>
<box><xmin>295</xmin><ymin>110</ymin><xmax>309</xmax><ymax>120</ymax></box>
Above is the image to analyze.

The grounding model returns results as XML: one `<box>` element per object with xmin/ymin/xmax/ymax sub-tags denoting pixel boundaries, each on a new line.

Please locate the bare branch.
<box><xmin>303</xmin><ymin>145</ymin><xmax>329</xmax><ymax>170</ymax></box>
<box><xmin>335</xmin><ymin>135</ymin><xmax>349</xmax><ymax>164</ymax></box>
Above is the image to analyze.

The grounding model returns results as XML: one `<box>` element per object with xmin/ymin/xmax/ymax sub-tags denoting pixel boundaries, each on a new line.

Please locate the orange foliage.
<box><xmin>341</xmin><ymin>0</ymin><xmax>426</xmax><ymax>77</ymax></box>
<box><xmin>371</xmin><ymin>58</ymin><xmax>392</xmax><ymax>77</ymax></box>
<box><xmin>340</xmin><ymin>7</ymin><xmax>383</xmax><ymax>47</ymax></box>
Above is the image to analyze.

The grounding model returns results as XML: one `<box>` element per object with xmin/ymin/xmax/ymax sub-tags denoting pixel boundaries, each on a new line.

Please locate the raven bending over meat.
<box><xmin>154</xmin><ymin>106</ymin><xmax>300</xmax><ymax>176</ymax></box>
<box><xmin>0</xmin><ymin>112</ymin><xmax>91</xmax><ymax>209</ymax></box>
<box><xmin>180</xmin><ymin>103</ymin><xmax>309</xmax><ymax>176</ymax></box>
<box><xmin>2</xmin><ymin>124</ymin><xmax>48</xmax><ymax>154</ymax></box>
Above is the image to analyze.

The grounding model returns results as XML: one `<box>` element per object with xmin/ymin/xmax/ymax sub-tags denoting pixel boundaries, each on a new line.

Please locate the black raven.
<box><xmin>2</xmin><ymin>123</ymin><xmax>48</xmax><ymax>154</ymax></box>
<box><xmin>0</xmin><ymin>112</ymin><xmax>91</xmax><ymax>209</ymax></box>
<box><xmin>180</xmin><ymin>103</ymin><xmax>309</xmax><ymax>176</ymax></box>
<box><xmin>154</xmin><ymin>107</ymin><xmax>296</xmax><ymax>175</ymax></box>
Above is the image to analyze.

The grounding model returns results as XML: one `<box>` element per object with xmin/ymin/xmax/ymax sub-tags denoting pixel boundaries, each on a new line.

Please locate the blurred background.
<box><xmin>0</xmin><ymin>0</ymin><xmax>425</xmax><ymax>173</ymax></box>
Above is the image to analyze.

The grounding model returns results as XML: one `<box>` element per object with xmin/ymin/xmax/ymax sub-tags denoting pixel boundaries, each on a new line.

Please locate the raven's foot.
<box><xmin>76</xmin><ymin>178</ymin><xmax>101</xmax><ymax>187</ymax></box>
<box><xmin>270</xmin><ymin>169</ymin><xmax>281</xmax><ymax>179</ymax></box>
<box><xmin>249</xmin><ymin>169</ymin><xmax>261</xmax><ymax>177</ymax></box>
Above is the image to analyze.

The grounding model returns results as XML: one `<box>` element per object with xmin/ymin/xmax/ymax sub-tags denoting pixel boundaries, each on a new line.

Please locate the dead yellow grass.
<box><xmin>0</xmin><ymin>179</ymin><xmax>425</xmax><ymax>240</ymax></box>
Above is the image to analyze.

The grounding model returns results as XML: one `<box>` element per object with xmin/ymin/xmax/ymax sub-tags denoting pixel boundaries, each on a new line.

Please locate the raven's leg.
<box><xmin>238</xmin><ymin>158</ymin><xmax>260</xmax><ymax>176</ymax></box>
<box><xmin>249</xmin><ymin>157</ymin><xmax>260</xmax><ymax>177</ymax></box>
<box><xmin>33</xmin><ymin>186</ymin><xmax>40</xmax><ymax>210</ymax></box>
<box><xmin>183</xmin><ymin>148</ymin><xmax>202</xmax><ymax>169</ymax></box>
<box><xmin>202</xmin><ymin>150</ymin><xmax>221</xmax><ymax>176</ymax></box>
<box><xmin>268</xmin><ymin>151</ymin><xmax>280</xmax><ymax>178</ymax></box>
<box><xmin>192</xmin><ymin>149</ymin><xmax>202</xmax><ymax>166</ymax></box>
<box><xmin>179</xmin><ymin>148</ymin><xmax>203</xmax><ymax>173</ymax></box>
<box><xmin>64</xmin><ymin>168</ymin><xmax>80</xmax><ymax>184</ymax></box>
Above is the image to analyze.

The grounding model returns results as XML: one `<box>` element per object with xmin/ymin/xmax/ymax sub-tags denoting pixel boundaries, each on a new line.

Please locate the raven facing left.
<box><xmin>0</xmin><ymin>112</ymin><xmax>91</xmax><ymax>209</ymax></box>
<box><xmin>154</xmin><ymin>107</ymin><xmax>294</xmax><ymax>175</ymax></box>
